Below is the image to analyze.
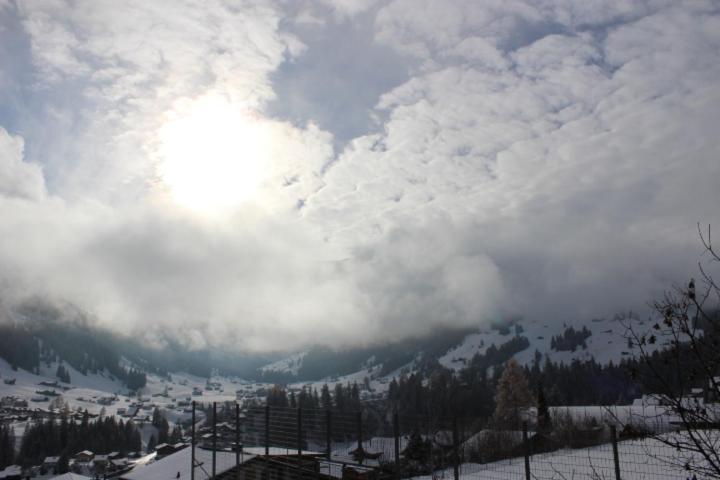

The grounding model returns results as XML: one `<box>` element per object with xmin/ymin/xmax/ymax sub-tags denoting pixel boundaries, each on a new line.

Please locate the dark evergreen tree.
<box><xmin>147</xmin><ymin>434</ymin><xmax>157</xmax><ymax>453</ymax></box>
<box><xmin>320</xmin><ymin>384</ymin><xmax>331</xmax><ymax>409</ymax></box>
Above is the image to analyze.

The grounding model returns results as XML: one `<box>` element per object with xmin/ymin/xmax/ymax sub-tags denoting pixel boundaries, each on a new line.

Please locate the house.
<box><xmin>43</xmin><ymin>456</ymin><xmax>60</xmax><ymax>471</ymax></box>
<box><xmin>154</xmin><ymin>443</ymin><xmax>176</xmax><ymax>457</ymax></box>
<box><xmin>109</xmin><ymin>458</ymin><xmax>130</xmax><ymax>473</ymax></box>
<box><xmin>93</xmin><ymin>455</ymin><xmax>109</xmax><ymax>470</ymax></box>
<box><xmin>121</xmin><ymin>446</ymin><xmax>323</xmax><ymax>480</ymax></box>
<box><xmin>74</xmin><ymin>451</ymin><xmax>94</xmax><ymax>462</ymax></box>
<box><xmin>120</xmin><ymin>446</ymin><xmax>253</xmax><ymax>480</ymax></box>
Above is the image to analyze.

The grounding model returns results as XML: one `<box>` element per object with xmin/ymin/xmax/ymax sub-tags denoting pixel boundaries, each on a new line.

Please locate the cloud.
<box><xmin>0</xmin><ymin>0</ymin><xmax>719</xmax><ymax>353</ymax></box>
<box><xmin>0</xmin><ymin>127</ymin><xmax>45</xmax><ymax>200</ymax></box>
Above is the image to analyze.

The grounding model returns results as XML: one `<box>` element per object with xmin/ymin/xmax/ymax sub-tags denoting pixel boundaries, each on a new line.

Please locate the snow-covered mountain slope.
<box><xmin>259</xmin><ymin>314</ymin><xmax>662</xmax><ymax>386</ymax></box>
<box><xmin>260</xmin><ymin>352</ymin><xmax>307</xmax><ymax>376</ymax></box>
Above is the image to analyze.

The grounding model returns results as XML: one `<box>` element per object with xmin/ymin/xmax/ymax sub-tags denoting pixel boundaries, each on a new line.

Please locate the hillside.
<box><xmin>258</xmin><ymin>312</ymin><xmax>656</xmax><ymax>386</ymax></box>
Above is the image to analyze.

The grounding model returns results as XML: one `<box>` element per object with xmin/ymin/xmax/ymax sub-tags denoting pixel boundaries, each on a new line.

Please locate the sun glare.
<box><xmin>157</xmin><ymin>94</ymin><xmax>271</xmax><ymax>212</ymax></box>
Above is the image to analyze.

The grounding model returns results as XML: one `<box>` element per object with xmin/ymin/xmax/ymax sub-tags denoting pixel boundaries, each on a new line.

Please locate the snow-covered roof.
<box><xmin>50</xmin><ymin>474</ymin><xmax>93</xmax><ymax>480</ymax></box>
<box><xmin>121</xmin><ymin>448</ymin><xmax>255</xmax><ymax>480</ymax></box>
<box><xmin>0</xmin><ymin>465</ymin><xmax>21</xmax><ymax>479</ymax></box>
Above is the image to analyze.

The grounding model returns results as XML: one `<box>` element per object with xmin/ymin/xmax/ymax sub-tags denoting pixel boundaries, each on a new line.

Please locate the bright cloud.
<box><xmin>0</xmin><ymin>0</ymin><xmax>718</xmax><ymax>351</ymax></box>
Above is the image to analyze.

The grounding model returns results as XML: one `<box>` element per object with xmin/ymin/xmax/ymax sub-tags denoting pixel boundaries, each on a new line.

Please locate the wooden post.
<box><xmin>191</xmin><ymin>401</ymin><xmax>196</xmax><ymax>480</ymax></box>
<box><xmin>522</xmin><ymin>422</ymin><xmax>530</xmax><ymax>480</ymax></box>
<box><xmin>611</xmin><ymin>425</ymin><xmax>621</xmax><ymax>480</ymax></box>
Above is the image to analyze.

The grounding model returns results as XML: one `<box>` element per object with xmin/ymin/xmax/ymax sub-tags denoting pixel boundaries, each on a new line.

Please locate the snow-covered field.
<box><xmin>413</xmin><ymin>436</ymin><xmax>701</xmax><ymax>480</ymax></box>
<box><xmin>0</xmin><ymin>357</ymin><xmax>271</xmax><ymax>448</ymax></box>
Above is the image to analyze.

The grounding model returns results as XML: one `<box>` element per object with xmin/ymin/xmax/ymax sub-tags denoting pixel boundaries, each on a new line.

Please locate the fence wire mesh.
<box><xmin>185</xmin><ymin>403</ymin><xmax>709</xmax><ymax>480</ymax></box>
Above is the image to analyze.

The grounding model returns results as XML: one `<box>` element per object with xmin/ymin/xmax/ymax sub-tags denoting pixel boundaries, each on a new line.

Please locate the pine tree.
<box><xmin>147</xmin><ymin>434</ymin><xmax>157</xmax><ymax>453</ymax></box>
<box><xmin>536</xmin><ymin>383</ymin><xmax>552</xmax><ymax>433</ymax></box>
<box><xmin>320</xmin><ymin>384</ymin><xmax>331</xmax><ymax>409</ymax></box>
<box><xmin>57</xmin><ymin>452</ymin><xmax>70</xmax><ymax>474</ymax></box>
<box><xmin>493</xmin><ymin>359</ymin><xmax>533</xmax><ymax>428</ymax></box>
<box><xmin>169</xmin><ymin>425</ymin><xmax>183</xmax><ymax>444</ymax></box>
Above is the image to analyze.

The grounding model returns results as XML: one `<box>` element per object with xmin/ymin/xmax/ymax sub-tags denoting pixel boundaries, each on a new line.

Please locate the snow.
<box><xmin>411</xmin><ymin>436</ymin><xmax>704</xmax><ymax>480</ymax></box>
<box><xmin>260</xmin><ymin>352</ymin><xmax>307</xmax><ymax>376</ymax></box>
<box><xmin>122</xmin><ymin>448</ymin><xmax>254</xmax><ymax>480</ymax></box>
<box><xmin>49</xmin><ymin>474</ymin><xmax>92</xmax><ymax>480</ymax></box>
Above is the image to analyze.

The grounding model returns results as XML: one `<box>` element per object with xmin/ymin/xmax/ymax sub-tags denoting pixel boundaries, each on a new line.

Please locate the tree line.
<box><xmin>13</xmin><ymin>412</ymin><xmax>143</xmax><ymax>469</ymax></box>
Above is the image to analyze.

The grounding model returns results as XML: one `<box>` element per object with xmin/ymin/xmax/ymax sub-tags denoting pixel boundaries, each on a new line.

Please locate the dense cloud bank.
<box><xmin>0</xmin><ymin>0</ymin><xmax>718</xmax><ymax>351</ymax></box>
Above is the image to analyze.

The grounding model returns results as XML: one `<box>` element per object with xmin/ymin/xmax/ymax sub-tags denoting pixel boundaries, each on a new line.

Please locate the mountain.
<box><xmin>0</xmin><ymin>297</ymin><xmax>272</xmax><ymax>385</ymax></box>
<box><xmin>256</xmin><ymin>312</ymin><xmax>656</xmax><ymax>386</ymax></box>
<box><xmin>0</xmin><ymin>295</ymin><xmax>658</xmax><ymax>390</ymax></box>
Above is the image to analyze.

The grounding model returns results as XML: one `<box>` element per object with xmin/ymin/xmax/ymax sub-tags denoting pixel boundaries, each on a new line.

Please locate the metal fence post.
<box><xmin>213</xmin><ymin>402</ymin><xmax>217</xmax><ymax>479</ymax></box>
<box><xmin>265</xmin><ymin>404</ymin><xmax>270</xmax><ymax>456</ymax></box>
<box><xmin>264</xmin><ymin>405</ymin><xmax>270</xmax><ymax>480</ymax></box>
<box><xmin>611</xmin><ymin>425</ymin><xmax>621</xmax><ymax>480</ymax></box>
<box><xmin>236</xmin><ymin>402</ymin><xmax>240</xmax><ymax>480</ymax></box>
<box><xmin>393</xmin><ymin>410</ymin><xmax>400</xmax><ymax>480</ymax></box>
<box><xmin>297</xmin><ymin>407</ymin><xmax>303</xmax><ymax>480</ymax></box>
<box><xmin>452</xmin><ymin>417</ymin><xmax>459</xmax><ymax>480</ymax></box>
<box><xmin>356</xmin><ymin>411</ymin><xmax>363</xmax><ymax>464</ymax></box>
<box><xmin>191</xmin><ymin>401</ymin><xmax>196</xmax><ymax>480</ymax></box>
<box><xmin>522</xmin><ymin>421</ymin><xmax>530</xmax><ymax>480</ymax></box>
<box><xmin>297</xmin><ymin>407</ymin><xmax>303</xmax><ymax>457</ymax></box>
<box><xmin>326</xmin><ymin>409</ymin><xmax>332</xmax><ymax>460</ymax></box>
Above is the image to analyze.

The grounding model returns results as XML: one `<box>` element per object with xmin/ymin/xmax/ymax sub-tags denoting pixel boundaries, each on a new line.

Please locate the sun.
<box><xmin>156</xmin><ymin>94</ymin><xmax>271</xmax><ymax>212</ymax></box>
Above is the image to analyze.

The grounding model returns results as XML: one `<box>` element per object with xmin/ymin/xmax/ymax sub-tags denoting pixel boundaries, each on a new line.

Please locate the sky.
<box><xmin>0</xmin><ymin>0</ymin><xmax>719</xmax><ymax>352</ymax></box>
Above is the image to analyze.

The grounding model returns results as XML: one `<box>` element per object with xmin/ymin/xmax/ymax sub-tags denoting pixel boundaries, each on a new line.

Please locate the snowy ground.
<box><xmin>0</xmin><ymin>358</ymin><xmax>270</xmax><ymax>449</ymax></box>
<box><xmin>412</xmin><ymin>436</ymin><xmax>704</xmax><ymax>480</ymax></box>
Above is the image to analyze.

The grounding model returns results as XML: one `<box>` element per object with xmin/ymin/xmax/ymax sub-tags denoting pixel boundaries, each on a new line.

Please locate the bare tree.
<box><xmin>624</xmin><ymin>224</ymin><xmax>720</xmax><ymax>478</ymax></box>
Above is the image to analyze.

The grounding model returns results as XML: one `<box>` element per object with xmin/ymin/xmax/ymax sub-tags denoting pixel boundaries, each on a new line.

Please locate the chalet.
<box><xmin>109</xmin><ymin>458</ymin><xmax>129</xmax><ymax>472</ymax></box>
<box><xmin>120</xmin><ymin>445</ymin><xmax>325</xmax><ymax>480</ymax></box>
<box><xmin>93</xmin><ymin>455</ymin><xmax>109</xmax><ymax>468</ymax></box>
<box><xmin>35</xmin><ymin>389</ymin><xmax>60</xmax><ymax>397</ymax></box>
<box><xmin>74</xmin><ymin>451</ymin><xmax>94</xmax><ymax>462</ymax></box>
<box><xmin>125</xmin><ymin>406</ymin><xmax>139</xmax><ymax>417</ymax></box>
<box><xmin>43</xmin><ymin>456</ymin><xmax>60</xmax><ymax>471</ymax></box>
<box><xmin>154</xmin><ymin>443</ymin><xmax>176</xmax><ymax>457</ymax></box>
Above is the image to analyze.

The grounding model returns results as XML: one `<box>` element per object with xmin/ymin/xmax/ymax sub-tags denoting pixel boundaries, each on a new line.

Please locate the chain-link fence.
<box><xmin>181</xmin><ymin>403</ymin><xmax>710</xmax><ymax>480</ymax></box>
